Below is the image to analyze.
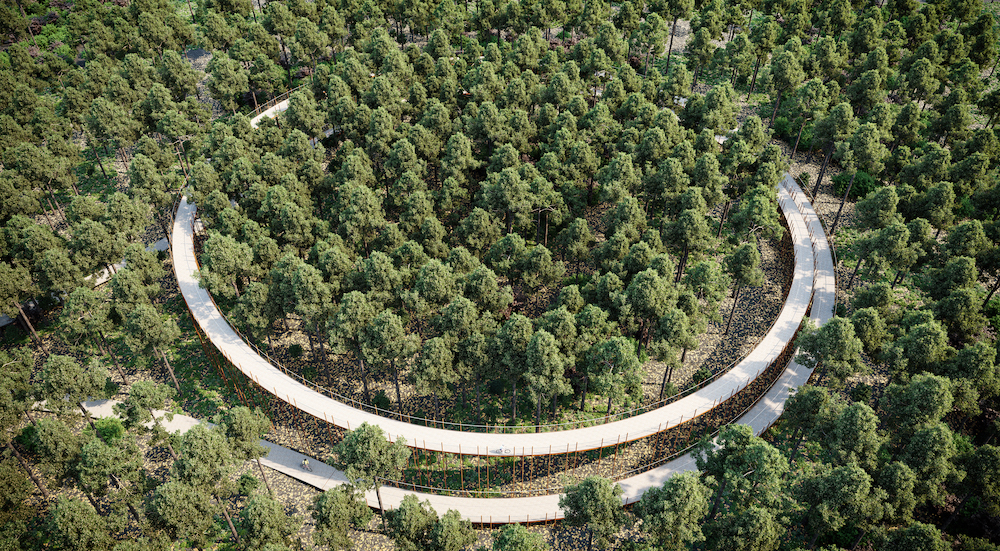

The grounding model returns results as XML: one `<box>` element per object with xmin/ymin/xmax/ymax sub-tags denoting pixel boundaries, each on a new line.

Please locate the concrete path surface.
<box><xmin>170</xmin><ymin>182</ymin><xmax>816</xmax><ymax>456</ymax></box>
<box><xmin>96</xmin><ymin>161</ymin><xmax>839</xmax><ymax>523</ymax></box>
<box><xmin>172</xmin><ymin>99</ymin><xmax>838</xmax><ymax>520</ymax></box>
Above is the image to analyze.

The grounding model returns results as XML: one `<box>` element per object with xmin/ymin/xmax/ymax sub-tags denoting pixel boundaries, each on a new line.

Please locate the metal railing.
<box><xmin>187</xmin><ymin>187</ymin><xmax>804</xmax><ymax>435</ymax></box>
<box><xmin>372</xmin><ymin>320</ymin><xmax>805</xmax><ymax>498</ymax></box>
<box><xmin>250</xmin><ymin>83</ymin><xmax>309</xmax><ymax>119</ymax></box>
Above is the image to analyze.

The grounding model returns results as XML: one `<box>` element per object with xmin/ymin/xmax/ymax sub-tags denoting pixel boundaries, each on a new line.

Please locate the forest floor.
<box><xmin>243</xmin><ymin>211</ymin><xmax>792</xmax><ymax>431</ymax></box>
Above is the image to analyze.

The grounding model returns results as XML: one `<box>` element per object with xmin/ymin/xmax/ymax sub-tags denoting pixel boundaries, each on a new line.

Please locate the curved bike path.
<box><xmin>162</xmin><ymin>171</ymin><xmax>834</xmax><ymax>523</ymax></box>
<box><xmin>172</xmin><ymin>177</ymin><xmax>815</xmax><ymax>457</ymax></box>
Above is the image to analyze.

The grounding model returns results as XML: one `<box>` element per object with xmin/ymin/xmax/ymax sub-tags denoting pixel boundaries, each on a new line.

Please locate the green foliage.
<box><xmin>238</xmin><ymin>473</ymin><xmax>260</xmax><ymax>496</ymax></box>
<box><xmin>832</xmin><ymin>171</ymin><xmax>877</xmax><ymax>200</ymax></box>
<box><xmin>772</xmin><ymin>116</ymin><xmax>794</xmax><ymax>141</ymax></box>
<box><xmin>92</xmin><ymin>417</ymin><xmax>125</xmax><ymax>444</ymax></box>
<box><xmin>635</xmin><ymin>471</ymin><xmax>711</xmax><ymax>550</ymax></box>
<box><xmin>492</xmin><ymin>524</ymin><xmax>548</xmax><ymax>551</ymax></box>
<box><xmin>237</xmin><ymin>494</ymin><xmax>301</xmax><ymax>549</ymax></box>
<box><xmin>14</xmin><ymin>425</ymin><xmax>39</xmax><ymax>454</ymax></box>
<box><xmin>386</xmin><ymin>495</ymin><xmax>437</xmax><ymax>551</ymax></box>
<box><xmin>312</xmin><ymin>485</ymin><xmax>372</xmax><ymax>550</ymax></box>
<box><xmin>0</xmin><ymin>451</ymin><xmax>32</xmax><ymax>527</ymax></box>
<box><xmin>849</xmin><ymin>383</ymin><xmax>873</xmax><ymax>404</ymax></box>
<box><xmin>559</xmin><ymin>476</ymin><xmax>625</xmax><ymax>550</ymax></box>
<box><xmin>372</xmin><ymin>389</ymin><xmax>392</xmax><ymax>411</ymax></box>
<box><xmin>45</xmin><ymin>497</ymin><xmax>113</xmax><ymax>551</ymax></box>
<box><xmin>332</xmin><ymin>422</ymin><xmax>410</xmax><ymax>493</ymax></box>
<box><xmin>692</xmin><ymin>367</ymin><xmax>712</xmax><ymax>385</ymax></box>
<box><xmin>5</xmin><ymin>3</ymin><xmax>1000</xmax><ymax>550</ymax></box>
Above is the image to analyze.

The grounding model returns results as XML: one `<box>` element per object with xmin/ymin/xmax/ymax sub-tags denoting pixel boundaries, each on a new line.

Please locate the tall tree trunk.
<box><xmin>6</xmin><ymin>441</ymin><xmax>49</xmax><ymax>499</ymax></box>
<box><xmin>716</xmin><ymin>200</ymin><xmax>731</xmax><ymax>239</ymax></box>
<box><xmin>605</xmin><ymin>394</ymin><xmax>613</xmax><ymax>422</ymax></box>
<box><xmin>748</xmin><ymin>56</ymin><xmax>762</xmax><ymax>98</ymax></box>
<box><xmin>808</xmin><ymin>520</ymin><xmax>824</xmax><ymax>549</ymax></box>
<box><xmin>770</xmin><ymin>91</ymin><xmax>782</xmax><ymax>127</ymax></box>
<box><xmin>708</xmin><ymin>476</ymin><xmax>728</xmax><ymax>520</ymax></box>
<box><xmin>677</xmin><ymin>245</ymin><xmax>689</xmax><ymax>283</ymax></box>
<box><xmin>983</xmin><ymin>277</ymin><xmax>1000</xmax><ymax>306</ymax></box>
<box><xmin>579</xmin><ymin>377</ymin><xmax>588</xmax><ymax>411</ymax></box>
<box><xmin>39</xmin><ymin>202</ymin><xmax>57</xmax><ymax>229</ymax></box>
<box><xmin>476</xmin><ymin>378</ymin><xmax>483</xmax><ymax>423</ymax></box>
<box><xmin>850</xmin><ymin>529</ymin><xmax>869</xmax><ymax>551</ymax></box>
<box><xmin>150</xmin><ymin>410</ymin><xmax>180</xmax><ymax>460</ymax></box>
<box><xmin>892</xmin><ymin>269</ymin><xmax>907</xmax><ymax>289</ymax></box>
<box><xmin>659</xmin><ymin>364</ymin><xmax>674</xmax><ymax>399</ymax></box>
<box><xmin>85</xmin><ymin>492</ymin><xmax>102</xmax><ymax>516</ymax></box>
<box><xmin>536</xmin><ymin>395</ymin><xmax>542</xmax><ymax>432</ymax></box>
<box><xmin>830</xmin><ymin>171</ymin><xmax>857</xmax><ymax>234</ymax></box>
<box><xmin>79</xmin><ymin>403</ymin><xmax>98</xmax><ymax>432</ymax></box>
<box><xmin>155</xmin><ymin>347</ymin><xmax>182</xmax><ymax>394</ymax></box>
<box><xmin>787</xmin><ymin>426</ymin><xmax>804</xmax><ymax>465</ymax></box>
<box><xmin>434</xmin><ymin>394</ymin><xmax>442</xmax><ymax>428</ymax></box>
<box><xmin>15</xmin><ymin>0</ymin><xmax>37</xmax><ymax>47</ymax></box>
<box><xmin>219</xmin><ymin>501</ymin><xmax>240</xmax><ymax>544</ymax></box>
<box><xmin>848</xmin><ymin>257</ymin><xmax>864</xmax><ymax>289</ymax></box>
<box><xmin>376</xmin><ymin>485</ymin><xmax>388</xmax><ymax>531</ymax></box>
<box><xmin>535</xmin><ymin>210</ymin><xmax>543</xmax><ymax>244</ymax></box>
<box><xmin>175</xmin><ymin>144</ymin><xmax>189</xmax><ymax>181</ymax></box>
<box><xmin>942</xmin><ymin>492</ymin><xmax>971</xmax><ymax>530</ymax></box>
<box><xmin>813</xmin><ymin>147</ymin><xmax>833</xmax><ymax>198</ymax></box>
<box><xmin>277</xmin><ymin>36</ymin><xmax>293</xmax><ymax>85</ymax></box>
<box><xmin>125</xmin><ymin>501</ymin><xmax>142</xmax><ymax>524</ymax></box>
<box><xmin>46</xmin><ymin>184</ymin><xmax>66</xmax><ymax>223</ymax></box>
<box><xmin>357</xmin><ymin>352</ymin><xmax>372</xmax><ymax>405</ymax></box>
<box><xmin>256</xmin><ymin>458</ymin><xmax>274</xmax><ymax>496</ymax></box>
<box><xmin>43</xmin><ymin>191</ymin><xmax>63</xmax><ymax>226</ymax></box>
<box><xmin>724</xmin><ymin>285</ymin><xmax>742</xmax><ymax>335</ymax></box>
<box><xmin>511</xmin><ymin>379</ymin><xmax>518</xmax><ymax>420</ymax></box>
<box><xmin>98</xmin><ymin>331</ymin><xmax>128</xmax><ymax>385</ymax></box>
<box><xmin>392</xmin><ymin>359</ymin><xmax>404</xmax><ymax>419</ymax></box>
<box><xmin>665</xmin><ymin>18</ymin><xmax>678</xmax><ymax>72</ymax></box>
<box><xmin>307</xmin><ymin>329</ymin><xmax>317</xmax><ymax>361</ymax></box>
<box><xmin>792</xmin><ymin>119</ymin><xmax>807</xmax><ymax>158</ymax></box>
<box><xmin>14</xmin><ymin>300</ymin><xmax>45</xmax><ymax>354</ymax></box>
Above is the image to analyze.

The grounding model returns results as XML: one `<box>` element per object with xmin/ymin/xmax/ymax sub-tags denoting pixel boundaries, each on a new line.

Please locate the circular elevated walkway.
<box><xmin>171</xmin><ymin>179</ymin><xmax>818</xmax><ymax>456</ymax></box>
<box><xmin>164</xmin><ymin>101</ymin><xmax>838</xmax><ymax>521</ymax></box>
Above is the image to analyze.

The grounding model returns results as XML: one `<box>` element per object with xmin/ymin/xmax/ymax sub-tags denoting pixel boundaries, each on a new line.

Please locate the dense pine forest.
<box><xmin>1</xmin><ymin>0</ymin><xmax>1000</xmax><ymax>549</ymax></box>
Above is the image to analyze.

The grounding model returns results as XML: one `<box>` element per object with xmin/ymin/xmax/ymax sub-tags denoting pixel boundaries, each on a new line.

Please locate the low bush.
<box><xmin>692</xmin><ymin>367</ymin><xmax>712</xmax><ymax>385</ymax></box>
<box><xmin>238</xmin><ymin>473</ymin><xmax>260</xmax><ymax>495</ymax></box>
<box><xmin>832</xmin><ymin>171</ymin><xmax>878</xmax><ymax>200</ymax></box>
